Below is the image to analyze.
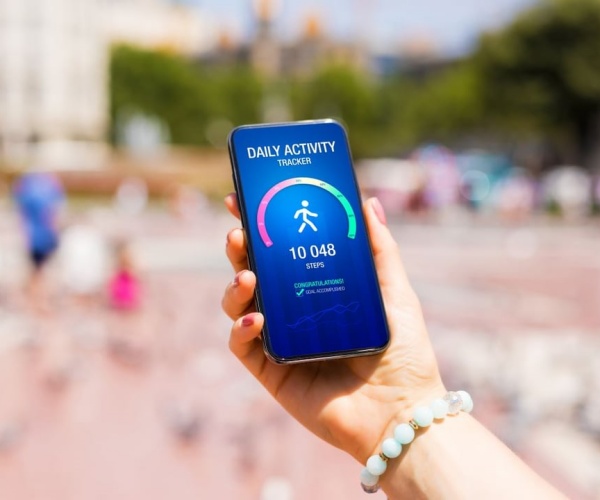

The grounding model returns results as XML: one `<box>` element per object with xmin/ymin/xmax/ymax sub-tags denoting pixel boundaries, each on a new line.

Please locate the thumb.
<box><xmin>363</xmin><ymin>198</ymin><xmax>418</xmax><ymax>305</ymax></box>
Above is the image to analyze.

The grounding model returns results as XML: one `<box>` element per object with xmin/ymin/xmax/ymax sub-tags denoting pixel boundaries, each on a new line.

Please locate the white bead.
<box><xmin>443</xmin><ymin>391</ymin><xmax>463</xmax><ymax>415</ymax></box>
<box><xmin>457</xmin><ymin>390</ymin><xmax>474</xmax><ymax>413</ymax></box>
<box><xmin>431</xmin><ymin>398</ymin><xmax>449</xmax><ymax>419</ymax></box>
<box><xmin>382</xmin><ymin>438</ymin><xmax>402</xmax><ymax>458</ymax></box>
<box><xmin>366</xmin><ymin>454</ymin><xmax>387</xmax><ymax>476</ymax></box>
<box><xmin>360</xmin><ymin>467</ymin><xmax>379</xmax><ymax>487</ymax></box>
<box><xmin>394</xmin><ymin>423</ymin><xmax>415</xmax><ymax>444</ymax></box>
<box><xmin>413</xmin><ymin>406</ymin><xmax>434</xmax><ymax>427</ymax></box>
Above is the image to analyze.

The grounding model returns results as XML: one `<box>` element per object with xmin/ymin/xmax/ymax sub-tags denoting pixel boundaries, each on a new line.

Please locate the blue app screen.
<box><xmin>230</xmin><ymin>121</ymin><xmax>389</xmax><ymax>361</ymax></box>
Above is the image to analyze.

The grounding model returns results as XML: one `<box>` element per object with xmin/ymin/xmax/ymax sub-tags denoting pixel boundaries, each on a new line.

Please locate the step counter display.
<box><xmin>228</xmin><ymin>120</ymin><xmax>390</xmax><ymax>364</ymax></box>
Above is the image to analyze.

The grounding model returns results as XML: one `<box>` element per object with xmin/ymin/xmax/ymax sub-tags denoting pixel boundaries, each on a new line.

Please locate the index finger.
<box><xmin>226</xmin><ymin>227</ymin><xmax>248</xmax><ymax>274</ymax></box>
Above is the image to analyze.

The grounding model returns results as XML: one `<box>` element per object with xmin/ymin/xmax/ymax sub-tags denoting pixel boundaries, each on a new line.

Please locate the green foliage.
<box><xmin>110</xmin><ymin>45</ymin><xmax>264</xmax><ymax>146</ymax></box>
<box><xmin>289</xmin><ymin>65</ymin><xmax>379</xmax><ymax>157</ymax></box>
<box><xmin>110</xmin><ymin>45</ymin><xmax>484</xmax><ymax>157</ymax></box>
<box><xmin>379</xmin><ymin>64</ymin><xmax>483</xmax><ymax>154</ymax></box>
<box><xmin>209</xmin><ymin>66</ymin><xmax>264</xmax><ymax>126</ymax></box>
<box><xmin>109</xmin><ymin>0</ymin><xmax>600</xmax><ymax>167</ymax></box>
<box><xmin>110</xmin><ymin>45</ymin><xmax>211</xmax><ymax>145</ymax></box>
<box><xmin>473</xmin><ymin>0</ymin><xmax>600</xmax><ymax>160</ymax></box>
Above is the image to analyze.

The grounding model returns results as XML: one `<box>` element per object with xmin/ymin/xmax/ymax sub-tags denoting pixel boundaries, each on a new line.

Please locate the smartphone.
<box><xmin>228</xmin><ymin>120</ymin><xmax>390</xmax><ymax>363</ymax></box>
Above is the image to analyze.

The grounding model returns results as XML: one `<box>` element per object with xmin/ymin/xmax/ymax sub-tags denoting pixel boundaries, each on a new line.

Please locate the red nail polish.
<box><xmin>241</xmin><ymin>314</ymin><xmax>254</xmax><ymax>327</ymax></box>
<box><xmin>233</xmin><ymin>272</ymin><xmax>242</xmax><ymax>287</ymax></box>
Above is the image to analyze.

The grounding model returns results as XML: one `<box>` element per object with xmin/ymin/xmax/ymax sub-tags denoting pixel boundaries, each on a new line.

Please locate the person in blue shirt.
<box><xmin>13</xmin><ymin>172</ymin><xmax>65</xmax><ymax>311</ymax></box>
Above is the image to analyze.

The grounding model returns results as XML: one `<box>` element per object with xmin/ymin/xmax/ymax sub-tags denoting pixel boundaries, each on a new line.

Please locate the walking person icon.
<box><xmin>294</xmin><ymin>200</ymin><xmax>318</xmax><ymax>233</ymax></box>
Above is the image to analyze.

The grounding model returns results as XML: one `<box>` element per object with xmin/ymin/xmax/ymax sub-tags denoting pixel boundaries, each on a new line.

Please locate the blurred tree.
<box><xmin>474</xmin><ymin>0</ymin><xmax>600</xmax><ymax>168</ymax></box>
<box><xmin>379</xmin><ymin>64</ymin><xmax>483</xmax><ymax>155</ymax></box>
<box><xmin>209</xmin><ymin>66</ymin><xmax>264</xmax><ymax>127</ymax></box>
<box><xmin>289</xmin><ymin>65</ymin><xmax>379</xmax><ymax>157</ymax></box>
<box><xmin>110</xmin><ymin>45</ymin><xmax>264</xmax><ymax>147</ymax></box>
<box><xmin>110</xmin><ymin>45</ymin><xmax>212</xmax><ymax>146</ymax></box>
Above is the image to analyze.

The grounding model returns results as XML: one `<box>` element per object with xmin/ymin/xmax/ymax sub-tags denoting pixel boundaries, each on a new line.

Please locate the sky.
<box><xmin>182</xmin><ymin>0</ymin><xmax>541</xmax><ymax>56</ymax></box>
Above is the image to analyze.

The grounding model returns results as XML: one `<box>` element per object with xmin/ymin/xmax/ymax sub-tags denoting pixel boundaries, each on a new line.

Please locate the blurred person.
<box><xmin>108</xmin><ymin>240</ymin><xmax>140</xmax><ymax>312</ymax></box>
<box><xmin>106</xmin><ymin>240</ymin><xmax>147</xmax><ymax>366</ymax></box>
<box><xmin>542</xmin><ymin>167</ymin><xmax>592</xmax><ymax>219</ymax></box>
<box><xmin>12</xmin><ymin>172</ymin><xmax>65</xmax><ymax>313</ymax></box>
<box><xmin>413</xmin><ymin>145</ymin><xmax>460</xmax><ymax>212</ymax></box>
<box><xmin>167</xmin><ymin>183</ymin><xmax>209</xmax><ymax>222</ymax></box>
<box><xmin>493</xmin><ymin>172</ymin><xmax>536</xmax><ymax>222</ymax></box>
<box><xmin>404</xmin><ymin>179</ymin><xmax>428</xmax><ymax>214</ymax></box>
<box><xmin>58</xmin><ymin>223</ymin><xmax>111</xmax><ymax>350</ymax></box>
<box><xmin>113</xmin><ymin>176</ymin><xmax>148</xmax><ymax>217</ymax></box>
<box><xmin>221</xmin><ymin>194</ymin><xmax>566</xmax><ymax>499</ymax></box>
<box><xmin>60</xmin><ymin>224</ymin><xmax>110</xmax><ymax>302</ymax></box>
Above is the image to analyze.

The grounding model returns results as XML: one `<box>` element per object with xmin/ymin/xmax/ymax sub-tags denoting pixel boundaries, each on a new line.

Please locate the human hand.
<box><xmin>222</xmin><ymin>195</ymin><xmax>445</xmax><ymax>463</ymax></box>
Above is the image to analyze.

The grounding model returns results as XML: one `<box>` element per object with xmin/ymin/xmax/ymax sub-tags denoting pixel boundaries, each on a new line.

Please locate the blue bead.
<box><xmin>431</xmin><ymin>398</ymin><xmax>449</xmax><ymax>419</ymax></box>
<box><xmin>394</xmin><ymin>423</ymin><xmax>415</xmax><ymax>444</ymax></box>
<box><xmin>366</xmin><ymin>454</ymin><xmax>387</xmax><ymax>476</ymax></box>
<box><xmin>458</xmin><ymin>390</ymin><xmax>474</xmax><ymax>413</ymax></box>
<box><xmin>413</xmin><ymin>406</ymin><xmax>434</xmax><ymax>427</ymax></box>
<box><xmin>382</xmin><ymin>438</ymin><xmax>402</xmax><ymax>458</ymax></box>
<box><xmin>360</xmin><ymin>467</ymin><xmax>379</xmax><ymax>487</ymax></box>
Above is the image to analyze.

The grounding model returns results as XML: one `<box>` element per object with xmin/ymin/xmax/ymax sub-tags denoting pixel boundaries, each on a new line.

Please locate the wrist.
<box><xmin>357</xmin><ymin>382</ymin><xmax>448</xmax><ymax>464</ymax></box>
<box><xmin>359</xmin><ymin>389</ymin><xmax>474</xmax><ymax>494</ymax></box>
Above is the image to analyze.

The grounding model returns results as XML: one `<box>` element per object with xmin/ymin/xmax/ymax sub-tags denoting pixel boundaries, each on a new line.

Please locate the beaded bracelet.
<box><xmin>360</xmin><ymin>390</ymin><xmax>474</xmax><ymax>494</ymax></box>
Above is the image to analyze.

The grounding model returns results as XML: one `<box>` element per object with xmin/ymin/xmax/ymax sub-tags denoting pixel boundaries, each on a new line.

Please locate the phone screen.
<box><xmin>229</xmin><ymin>120</ymin><xmax>390</xmax><ymax>363</ymax></box>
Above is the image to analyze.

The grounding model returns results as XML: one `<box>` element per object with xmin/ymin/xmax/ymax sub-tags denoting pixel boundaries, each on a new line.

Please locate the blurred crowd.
<box><xmin>0</xmin><ymin>166</ymin><xmax>599</xmax><ymax>498</ymax></box>
<box><xmin>359</xmin><ymin>145</ymin><xmax>600</xmax><ymax>221</ymax></box>
<box><xmin>0</xmin><ymin>171</ymin><xmax>214</xmax><ymax>451</ymax></box>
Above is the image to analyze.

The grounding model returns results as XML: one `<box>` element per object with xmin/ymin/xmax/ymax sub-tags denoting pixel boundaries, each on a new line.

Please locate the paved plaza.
<box><xmin>0</xmin><ymin>203</ymin><xmax>599</xmax><ymax>499</ymax></box>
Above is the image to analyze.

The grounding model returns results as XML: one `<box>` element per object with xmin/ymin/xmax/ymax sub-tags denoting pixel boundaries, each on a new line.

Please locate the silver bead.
<box><xmin>361</xmin><ymin>482</ymin><xmax>381</xmax><ymax>494</ymax></box>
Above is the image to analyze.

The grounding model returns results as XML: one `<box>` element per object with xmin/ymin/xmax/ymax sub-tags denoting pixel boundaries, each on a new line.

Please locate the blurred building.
<box><xmin>207</xmin><ymin>1</ymin><xmax>367</xmax><ymax>78</ymax></box>
<box><xmin>105</xmin><ymin>0</ymin><xmax>213</xmax><ymax>56</ymax></box>
<box><xmin>281</xmin><ymin>12</ymin><xmax>368</xmax><ymax>77</ymax></box>
<box><xmin>249</xmin><ymin>0</ymin><xmax>282</xmax><ymax>77</ymax></box>
<box><xmin>0</xmin><ymin>0</ymin><xmax>213</xmax><ymax>170</ymax></box>
<box><xmin>0</xmin><ymin>0</ymin><xmax>107</xmax><ymax>169</ymax></box>
<box><xmin>372</xmin><ymin>34</ymin><xmax>453</xmax><ymax>78</ymax></box>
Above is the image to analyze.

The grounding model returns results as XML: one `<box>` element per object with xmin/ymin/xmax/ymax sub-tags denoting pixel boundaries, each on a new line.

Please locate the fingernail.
<box><xmin>232</xmin><ymin>271</ymin><xmax>243</xmax><ymax>287</ymax></box>
<box><xmin>241</xmin><ymin>314</ymin><xmax>255</xmax><ymax>327</ymax></box>
<box><xmin>371</xmin><ymin>198</ymin><xmax>387</xmax><ymax>226</ymax></box>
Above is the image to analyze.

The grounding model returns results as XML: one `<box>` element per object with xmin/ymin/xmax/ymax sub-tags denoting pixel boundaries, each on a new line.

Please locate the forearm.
<box><xmin>379</xmin><ymin>413</ymin><xmax>566</xmax><ymax>499</ymax></box>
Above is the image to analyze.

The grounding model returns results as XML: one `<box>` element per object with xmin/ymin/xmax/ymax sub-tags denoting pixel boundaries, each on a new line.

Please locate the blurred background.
<box><xmin>0</xmin><ymin>0</ymin><xmax>599</xmax><ymax>498</ymax></box>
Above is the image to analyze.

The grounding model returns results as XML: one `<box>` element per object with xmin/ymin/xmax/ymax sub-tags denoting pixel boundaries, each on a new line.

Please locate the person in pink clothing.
<box><xmin>108</xmin><ymin>241</ymin><xmax>140</xmax><ymax>311</ymax></box>
<box><xmin>106</xmin><ymin>241</ymin><xmax>146</xmax><ymax>365</ymax></box>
